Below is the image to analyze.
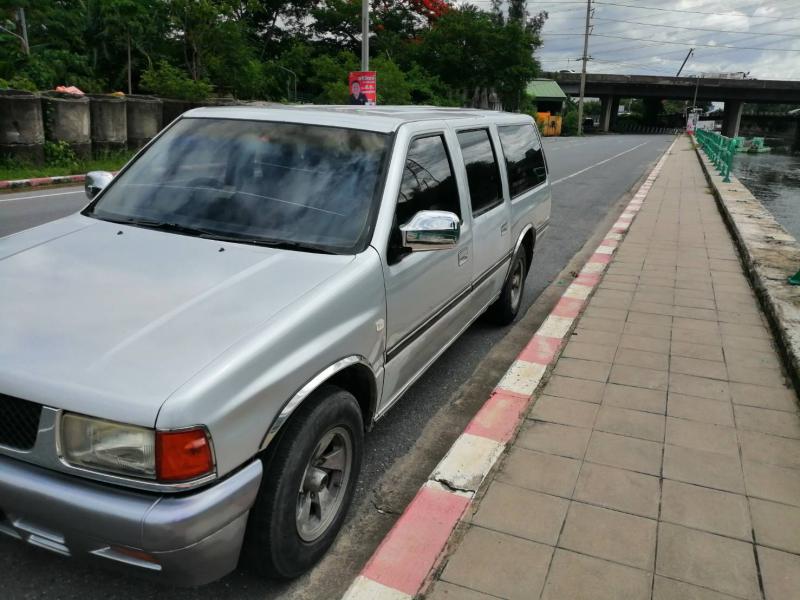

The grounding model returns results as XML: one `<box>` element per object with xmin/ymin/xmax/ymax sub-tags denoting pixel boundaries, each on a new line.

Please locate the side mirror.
<box><xmin>400</xmin><ymin>210</ymin><xmax>460</xmax><ymax>251</ymax></box>
<box><xmin>85</xmin><ymin>171</ymin><xmax>114</xmax><ymax>199</ymax></box>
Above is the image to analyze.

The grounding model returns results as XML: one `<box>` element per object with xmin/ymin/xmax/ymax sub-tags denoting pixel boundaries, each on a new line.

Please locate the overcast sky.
<box><xmin>519</xmin><ymin>0</ymin><xmax>800</xmax><ymax>80</ymax></box>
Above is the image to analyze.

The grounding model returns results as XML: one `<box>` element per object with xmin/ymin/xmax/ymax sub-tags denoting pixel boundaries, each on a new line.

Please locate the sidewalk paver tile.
<box><xmin>673</xmin><ymin>317</ymin><xmax>719</xmax><ymax>334</ymax></box>
<box><xmin>440</xmin><ymin>527</ymin><xmax>552</xmax><ymax>600</ymax></box>
<box><xmin>570</xmin><ymin>328</ymin><xmax>621</xmax><ymax>347</ymax></box>
<box><xmin>610</xmin><ymin>364</ymin><xmax>669</xmax><ymax>391</ymax></box>
<box><xmin>660</xmin><ymin>479</ymin><xmax>751</xmax><ymax>540</ymax></box>
<box><xmin>757</xmin><ymin>546</ymin><xmax>800</xmax><ymax>600</ymax></box>
<box><xmin>742</xmin><ymin>460</ymin><xmax>800</xmax><ymax>507</ymax></box>
<box><xmin>670</xmin><ymin>356</ymin><xmax>728</xmax><ymax>381</ymax></box>
<box><xmin>554</xmin><ymin>358</ymin><xmax>611</xmax><ymax>383</ymax></box>
<box><xmin>665</xmin><ymin>418</ymin><xmax>738</xmax><ymax>457</ymax></box>
<box><xmin>558</xmin><ymin>502</ymin><xmax>657</xmax><ymax>570</ymax></box>
<box><xmin>663</xmin><ymin>444</ymin><xmax>744</xmax><ymax>494</ymax></box>
<box><xmin>585</xmin><ymin>431</ymin><xmax>662</xmax><ymax>476</ymax></box>
<box><xmin>516</xmin><ymin>421</ymin><xmax>591</xmax><ymax>459</ymax></box>
<box><xmin>579</xmin><ymin>317</ymin><xmax>626</xmax><ymax>334</ymax></box>
<box><xmin>726</xmin><ymin>365</ymin><xmax>785</xmax><ymax>388</ymax></box>
<box><xmin>720</xmin><ymin>322</ymin><xmax>771</xmax><ymax>340</ymax></box>
<box><xmin>749</xmin><ymin>498</ymin><xmax>800</xmax><ymax>554</ymax></box>
<box><xmin>734</xmin><ymin>405</ymin><xmax>800</xmax><ymax>439</ymax></box>
<box><xmin>615</xmin><ymin>347</ymin><xmax>669</xmax><ymax>371</ymax></box>
<box><xmin>563</xmin><ymin>341</ymin><xmax>617</xmax><ymax>363</ymax></box>
<box><xmin>670</xmin><ymin>340</ymin><xmax>724</xmax><ymax>362</ymax></box>
<box><xmin>722</xmin><ymin>334</ymin><xmax>773</xmax><ymax>353</ymax></box>
<box><xmin>426</xmin><ymin>581</ymin><xmax>497</xmax><ymax>600</ymax></box>
<box><xmin>669</xmin><ymin>373</ymin><xmax>730</xmax><ymax>402</ymax></box>
<box><xmin>542</xmin><ymin>374</ymin><xmax>605</xmax><ymax>404</ymax></box>
<box><xmin>603</xmin><ymin>383</ymin><xmax>666</xmax><ymax>414</ymax></box>
<box><xmin>595</xmin><ymin>405</ymin><xmax>665</xmax><ymax>442</ymax></box>
<box><xmin>573</xmin><ymin>462</ymin><xmax>660</xmax><ymax>518</ymax></box>
<box><xmin>583</xmin><ymin>306</ymin><xmax>627</xmax><ymax>321</ymax></box>
<box><xmin>652</xmin><ymin>576</ymin><xmax>740</xmax><ymax>600</ymax></box>
<box><xmin>667</xmin><ymin>393</ymin><xmax>734</xmax><ymax>427</ymax></box>
<box><xmin>730</xmin><ymin>382</ymin><xmax>798</xmax><ymax>412</ymax></box>
<box><xmin>470</xmin><ymin>481</ymin><xmax>568</xmax><ymax>546</ymax></box>
<box><xmin>626</xmin><ymin>311</ymin><xmax>673</xmax><ymax>328</ymax></box>
<box><xmin>529</xmin><ymin>395</ymin><xmax>598</xmax><ymax>429</ymax></box>
<box><xmin>620</xmin><ymin>333</ymin><xmax>671</xmax><ymax>354</ymax></box>
<box><xmin>624</xmin><ymin>321</ymin><xmax>672</xmax><ymax>340</ymax></box>
<box><xmin>722</xmin><ymin>347</ymin><xmax>780</xmax><ymax>369</ymax></box>
<box><xmin>672</xmin><ymin>327</ymin><xmax>722</xmax><ymax>347</ymax></box>
<box><xmin>496</xmin><ymin>448</ymin><xmax>580</xmax><ymax>497</ymax></box>
<box><xmin>739</xmin><ymin>430</ymin><xmax>800</xmax><ymax>469</ymax></box>
<box><xmin>540</xmin><ymin>549</ymin><xmax>651</xmax><ymax>600</ymax></box>
<box><xmin>655</xmin><ymin>523</ymin><xmax>760</xmax><ymax>599</ymax></box>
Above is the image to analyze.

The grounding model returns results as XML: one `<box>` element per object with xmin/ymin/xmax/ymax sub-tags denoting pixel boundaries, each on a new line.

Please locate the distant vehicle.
<box><xmin>0</xmin><ymin>106</ymin><xmax>552</xmax><ymax>585</ymax></box>
<box><xmin>558</xmin><ymin>69</ymin><xmax>576</xmax><ymax>73</ymax></box>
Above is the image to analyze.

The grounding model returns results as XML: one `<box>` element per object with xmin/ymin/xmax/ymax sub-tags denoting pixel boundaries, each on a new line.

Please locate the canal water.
<box><xmin>733</xmin><ymin>151</ymin><xmax>800</xmax><ymax>241</ymax></box>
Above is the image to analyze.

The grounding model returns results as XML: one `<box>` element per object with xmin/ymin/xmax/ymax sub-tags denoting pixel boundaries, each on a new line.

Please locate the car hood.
<box><xmin>0</xmin><ymin>215</ymin><xmax>354</xmax><ymax>426</ymax></box>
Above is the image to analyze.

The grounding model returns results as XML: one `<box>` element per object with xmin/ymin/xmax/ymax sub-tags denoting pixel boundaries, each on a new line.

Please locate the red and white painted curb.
<box><xmin>342</xmin><ymin>138</ymin><xmax>677</xmax><ymax>600</ymax></box>
<box><xmin>0</xmin><ymin>173</ymin><xmax>87</xmax><ymax>190</ymax></box>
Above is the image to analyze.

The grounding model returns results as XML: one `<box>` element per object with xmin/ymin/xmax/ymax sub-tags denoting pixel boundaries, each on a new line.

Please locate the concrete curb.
<box><xmin>341</xmin><ymin>138</ymin><xmax>677</xmax><ymax>600</ymax></box>
<box><xmin>694</xmin><ymin>141</ymin><xmax>800</xmax><ymax>394</ymax></box>
<box><xmin>0</xmin><ymin>173</ymin><xmax>87</xmax><ymax>190</ymax></box>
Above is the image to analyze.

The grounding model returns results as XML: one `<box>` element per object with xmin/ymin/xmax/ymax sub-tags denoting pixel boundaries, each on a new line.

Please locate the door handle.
<box><xmin>458</xmin><ymin>247</ymin><xmax>469</xmax><ymax>266</ymax></box>
<box><xmin>500</xmin><ymin>223</ymin><xmax>509</xmax><ymax>236</ymax></box>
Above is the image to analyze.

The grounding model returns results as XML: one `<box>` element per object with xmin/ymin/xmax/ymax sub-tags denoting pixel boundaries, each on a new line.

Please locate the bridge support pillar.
<box><xmin>722</xmin><ymin>100</ymin><xmax>744</xmax><ymax>138</ymax></box>
<box><xmin>600</xmin><ymin>95</ymin><xmax>618</xmax><ymax>132</ymax></box>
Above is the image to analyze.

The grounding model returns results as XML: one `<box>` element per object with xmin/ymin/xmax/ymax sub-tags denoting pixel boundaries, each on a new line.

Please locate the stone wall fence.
<box><xmin>126</xmin><ymin>95</ymin><xmax>163</xmax><ymax>149</ymax></box>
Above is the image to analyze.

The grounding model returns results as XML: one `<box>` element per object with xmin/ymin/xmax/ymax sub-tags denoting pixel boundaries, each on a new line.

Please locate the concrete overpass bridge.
<box><xmin>549</xmin><ymin>72</ymin><xmax>800</xmax><ymax>137</ymax></box>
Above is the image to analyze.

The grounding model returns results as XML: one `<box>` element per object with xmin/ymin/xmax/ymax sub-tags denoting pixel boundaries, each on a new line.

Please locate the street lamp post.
<box><xmin>361</xmin><ymin>0</ymin><xmax>369</xmax><ymax>71</ymax></box>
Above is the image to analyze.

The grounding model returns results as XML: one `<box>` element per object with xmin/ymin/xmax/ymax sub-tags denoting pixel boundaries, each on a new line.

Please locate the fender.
<box><xmin>258</xmin><ymin>355</ymin><xmax>376</xmax><ymax>451</ymax></box>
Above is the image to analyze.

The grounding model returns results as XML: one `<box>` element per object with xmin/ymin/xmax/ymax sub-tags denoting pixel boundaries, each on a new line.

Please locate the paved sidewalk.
<box><xmin>425</xmin><ymin>136</ymin><xmax>800</xmax><ymax>600</ymax></box>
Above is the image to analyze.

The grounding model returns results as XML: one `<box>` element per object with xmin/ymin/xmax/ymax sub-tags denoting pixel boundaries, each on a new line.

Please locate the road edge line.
<box><xmin>340</xmin><ymin>136</ymin><xmax>678</xmax><ymax>600</ymax></box>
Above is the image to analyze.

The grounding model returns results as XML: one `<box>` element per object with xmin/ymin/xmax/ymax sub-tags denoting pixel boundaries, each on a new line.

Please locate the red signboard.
<box><xmin>348</xmin><ymin>71</ymin><xmax>377</xmax><ymax>106</ymax></box>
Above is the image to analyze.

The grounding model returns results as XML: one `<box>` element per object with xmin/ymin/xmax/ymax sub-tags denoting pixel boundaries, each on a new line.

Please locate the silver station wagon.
<box><xmin>0</xmin><ymin>106</ymin><xmax>551</xmax><ymax>585</ymax></box>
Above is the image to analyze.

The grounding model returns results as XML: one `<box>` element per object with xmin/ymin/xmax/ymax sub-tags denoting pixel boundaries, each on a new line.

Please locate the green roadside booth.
<box><xmin>528</xmin><ymin>79</ymin><xmax>567</xmax><ymax>136</ymax></box>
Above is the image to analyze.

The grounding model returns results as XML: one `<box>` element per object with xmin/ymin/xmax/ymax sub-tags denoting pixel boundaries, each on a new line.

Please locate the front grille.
<box><xmin>0</xmin><ymin>394</ymin><xmax>42</xmax><ymax>450</ymax></box>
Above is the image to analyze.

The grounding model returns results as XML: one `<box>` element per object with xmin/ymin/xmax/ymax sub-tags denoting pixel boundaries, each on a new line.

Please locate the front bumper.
<box><xmin>0</xmin><ymin>454</ymin><xmax>263</xmax><ymax>586</ymax></box>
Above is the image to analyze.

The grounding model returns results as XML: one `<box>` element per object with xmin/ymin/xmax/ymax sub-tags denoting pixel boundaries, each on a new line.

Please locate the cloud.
<box><xmin>535</xmin><ymin>0</ymin><xmax>800</xmax><ymax>80</ymax></box>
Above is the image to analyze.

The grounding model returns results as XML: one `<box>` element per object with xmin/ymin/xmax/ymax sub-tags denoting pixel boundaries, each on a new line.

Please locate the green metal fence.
<box><xmin>694</xmin><ymin>129</ymin><xmax>739</xmax><ymax>183</ymax></box>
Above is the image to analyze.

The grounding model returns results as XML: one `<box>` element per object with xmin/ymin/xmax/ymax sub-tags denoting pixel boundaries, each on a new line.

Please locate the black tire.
<box><xmin>242</xmin><ymin>385</ymin><xmax>363</xmax><ymax>579</ymax></box>
<box><xmin>487</xmin><ymin>249</ymin><xmax>527</xmax><ymax>326</ymax></box>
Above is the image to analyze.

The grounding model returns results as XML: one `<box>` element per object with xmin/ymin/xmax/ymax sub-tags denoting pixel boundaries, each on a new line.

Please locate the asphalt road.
<box><xmin>0</xmin><ymin>133</ymin><xmax>675</xmax><ymax>600</ymax></box>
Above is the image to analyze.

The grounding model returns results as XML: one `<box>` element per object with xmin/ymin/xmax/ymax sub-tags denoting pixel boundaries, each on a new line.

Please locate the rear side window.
<box><xmin>456</xmin><ymin>129</ymin><xmax>503</xmax><ymax>216</ymax></box>
<box><xmin>498</xmin><ymin>124</ymin><xmax>547</xmax><ymax>197</ymax></box>
<box><xmin>396</xmin><ymin>135</ymin><xmax>460</xmax><ymax>226</ymax></box>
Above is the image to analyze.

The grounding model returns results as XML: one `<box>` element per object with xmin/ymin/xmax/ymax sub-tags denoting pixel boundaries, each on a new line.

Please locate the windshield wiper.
<box><xmin>92</xmin><ymin>214</ymin><xmax>336</xmax><ymax>254</ymax></box>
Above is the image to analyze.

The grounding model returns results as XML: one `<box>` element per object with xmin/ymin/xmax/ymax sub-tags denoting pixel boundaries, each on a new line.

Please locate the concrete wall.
<box><xmin>89</xmin><ymin>94</ymin><xmax>127</xmax><ymax>154</ymax></box>
<box><xmin>0</xmin><ymin>90</ymin><xmax>45</xmax><ymax>164</ymax></box>
<box><xmin>41</xmin><ymin>92</ymin><xmax>91</xmax><ymax>159</ymax></box>
<box><xmin>126</xmin><ymin>95</ymin><xmax>163</xmax><ymax>149</ymax></box>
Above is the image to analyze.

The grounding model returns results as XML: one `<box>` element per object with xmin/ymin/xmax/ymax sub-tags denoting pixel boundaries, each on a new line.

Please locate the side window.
<box><xmin>497</xmin><ymin>124</ymin><xmax>547</xmax><ymax>198</ymax></box>
<box><xmin>456</xmin><ymin>129</ymin><xmax>503</xmax><ymax>216</ymax></box>
<box><xmin>396</xmin><ymin>134</ymin><xmax>460</xmax><ymax>226</ymax></box>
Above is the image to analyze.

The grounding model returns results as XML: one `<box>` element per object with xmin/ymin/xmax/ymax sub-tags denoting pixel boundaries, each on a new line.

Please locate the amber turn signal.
<box><xmin>156</xmin><ymin>428</ymin><xmax>214</xmax><ymax>482</ymax></box>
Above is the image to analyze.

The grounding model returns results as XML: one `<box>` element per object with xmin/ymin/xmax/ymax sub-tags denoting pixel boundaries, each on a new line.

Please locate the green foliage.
<box><xmin>140</xmin><ymin>61</ymin><xmax>213</xmax><ymax>100</ymax></box>
<box><xmin>561</xmin><ymin>111</ymin><xmax>579</xmax><ymax>136</ymax></box>
<box><xmin>0</xmin><ymin>75</ymin><xmax>38</xmax><ymax>92</ymax></box>
<box><xmin>43</xmin><ymin>141</ymin><xmax>79</xmax><ymax>170</ymax></box>
<box><xmin>0</xmin><ymin>0</ymin><xmax>547</xmax><ymax>108</ymax></box>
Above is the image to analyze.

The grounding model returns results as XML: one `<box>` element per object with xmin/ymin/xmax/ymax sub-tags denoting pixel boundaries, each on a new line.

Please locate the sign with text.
<box><xmin>348</xmin><ymin>71</ymin><xmax>377</xmax><ymax>106</ymax></box>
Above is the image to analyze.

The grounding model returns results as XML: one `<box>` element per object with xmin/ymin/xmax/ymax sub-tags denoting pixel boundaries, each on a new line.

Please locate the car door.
<box><xmin>453</xmin><ymin>126</ymin><xmax>513</xmax><ymax>309</ymax></box>
<box><xmin>377</xmin><ymin>129</ymin><xmax>474</xmax><ymax>415</ymax></box>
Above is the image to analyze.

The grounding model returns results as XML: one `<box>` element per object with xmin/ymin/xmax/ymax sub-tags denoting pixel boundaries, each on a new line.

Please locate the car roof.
<box><xmin>183</xmin><ymin>104</ymin><xmax>534</xmax><ymax>133</ymax></box>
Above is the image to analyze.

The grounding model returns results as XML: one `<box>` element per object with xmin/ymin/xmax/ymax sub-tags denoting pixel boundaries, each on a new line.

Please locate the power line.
<box><xmin>593</xmin><ymin>1</ymin><xmax>800</xmax><ymax>21</ymax></box>
<box><xmin>591</xmin><ymin>32</ymin><xmax>800</xmax><ymax>52</ymax></box>
<box><xmin>593</xmin><ymin>16</ymin><xmax>800</xmax><ymax>38</ymax></box>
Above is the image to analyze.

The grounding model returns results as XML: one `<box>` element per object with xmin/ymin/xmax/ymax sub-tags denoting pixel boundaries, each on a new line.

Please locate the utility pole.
<box><xmin>676</xmin><ymin>48</ymin><xmax>693</xmax><ymax>77</ymax></box>
<box><xmin>16</xmin><ymin>8</ymin><xmax>29</xmax><ymax>55</ymax></box>
<box><xmin>361</xmin><ymin>0</ymin><xmax>369</xmax><ymax>71</ymax></box>
<box><xmin>692</xmin><ymin>75</ymin><xmax>701</xmax><ymax>110</ymax></box>
<box><xmin>576</xmin><ymin>0</ymin><xmax>592</xmax><ymax>136</ymax></box>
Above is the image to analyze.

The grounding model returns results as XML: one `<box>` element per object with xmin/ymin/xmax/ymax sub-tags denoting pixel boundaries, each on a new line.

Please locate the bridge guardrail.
<box><xmin>694</xmin><ymin>129</ymin><xmax>739</xmax><ymax>183</ymax></box>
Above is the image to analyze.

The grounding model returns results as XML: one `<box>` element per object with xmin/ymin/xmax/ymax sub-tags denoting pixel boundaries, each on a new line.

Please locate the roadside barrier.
<box><xmin>694</xmin><ymin>129</ymin><xmax>739</xmax><ymax>182</ymax></box>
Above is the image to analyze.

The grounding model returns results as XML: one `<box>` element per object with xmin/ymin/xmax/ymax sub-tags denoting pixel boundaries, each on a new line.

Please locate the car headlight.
<box><xmin>60</xmin><ymin>413</ymin><xmax>215</xmax><ymax>482</ymax></box>
<box><xmin>61</xmin><ymin>413</ymin><xmax>156</xmax><ymax>478</ymax></box>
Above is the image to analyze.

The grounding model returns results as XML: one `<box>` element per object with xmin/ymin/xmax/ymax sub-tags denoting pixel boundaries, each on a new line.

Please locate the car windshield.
<box><xmin>86</xmin><ymin>118</ymin><xmax>390</xmax><ymax>253</ymax></box>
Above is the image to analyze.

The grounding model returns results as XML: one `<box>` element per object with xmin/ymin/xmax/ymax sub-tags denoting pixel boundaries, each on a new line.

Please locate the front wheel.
<box><xmin>487</xmin><ymin>250</ymin><xmax>527</xmax><ymax>325</ymax></box>
<box><xmin>242</xmin><ymin>385</ymin><xmax>363</xmax><ymax>579</ymax></box>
